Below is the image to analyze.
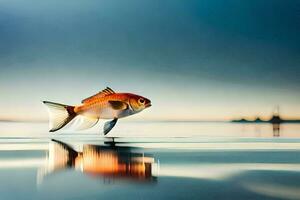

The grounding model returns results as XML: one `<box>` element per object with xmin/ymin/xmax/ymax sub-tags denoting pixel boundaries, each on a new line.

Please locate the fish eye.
<box><xmin>138</xmin><ymin>98</ymin><xmax>145</xmax><ymax>104</ymax></box>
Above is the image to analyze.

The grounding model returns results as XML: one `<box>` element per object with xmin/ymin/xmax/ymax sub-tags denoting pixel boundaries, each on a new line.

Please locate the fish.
<box><xmin>43</xmin><ymin>87</ymin><xmax>151</xmax><ymax>135</ymax></box>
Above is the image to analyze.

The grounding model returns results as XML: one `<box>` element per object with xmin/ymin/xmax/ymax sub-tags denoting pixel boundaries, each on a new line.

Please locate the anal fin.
<box><xmin>69</xmin><ymin>116</ymin><xmax>99</xmax><ymax>131</ymax></box>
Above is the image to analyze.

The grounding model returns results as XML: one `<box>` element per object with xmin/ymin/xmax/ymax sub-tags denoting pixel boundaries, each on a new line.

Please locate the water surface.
<box><xmin>0</xmin><ymin>122</ymin><xmax>300</xmax><ymax>200</ymax></box>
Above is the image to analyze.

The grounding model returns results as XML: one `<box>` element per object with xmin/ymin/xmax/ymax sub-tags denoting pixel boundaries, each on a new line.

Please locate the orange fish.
<box><xmin>43</xmin><ymin>87</ymin><xmax>151</xmax><ymax>135</ymax></box>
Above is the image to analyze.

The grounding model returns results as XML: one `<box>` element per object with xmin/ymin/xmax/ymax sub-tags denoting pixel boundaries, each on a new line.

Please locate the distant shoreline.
<box><xmin>231</xmin><ymin>117</ymin><xmax>300</xmax><ymax>124</ymax></box>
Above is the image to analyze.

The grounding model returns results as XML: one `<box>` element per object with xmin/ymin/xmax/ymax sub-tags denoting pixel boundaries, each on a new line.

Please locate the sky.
<box><xmin>0</xmin><ymin>0</ymin><xmax>300</xmax><ymax>121</ymax></box>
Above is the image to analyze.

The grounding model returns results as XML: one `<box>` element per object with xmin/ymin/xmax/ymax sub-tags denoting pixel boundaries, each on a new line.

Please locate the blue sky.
<box><xmin>0</xmin><ymin>0</ymin><xmax>300</xmax><ymax>121</ymax></box>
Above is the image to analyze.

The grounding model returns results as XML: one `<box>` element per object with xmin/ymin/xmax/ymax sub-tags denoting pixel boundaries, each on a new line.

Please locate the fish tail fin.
<box><xmin>43</xmin><ymin>101</ymin><xmax>77</xmax><ymax>132</ymax></box>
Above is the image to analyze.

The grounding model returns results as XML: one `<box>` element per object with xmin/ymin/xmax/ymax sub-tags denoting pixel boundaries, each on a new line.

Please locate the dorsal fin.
<box><xmin>81</xmin><ymin>87</ymin><xmax>115</xmax><ymax>104</ymax></box>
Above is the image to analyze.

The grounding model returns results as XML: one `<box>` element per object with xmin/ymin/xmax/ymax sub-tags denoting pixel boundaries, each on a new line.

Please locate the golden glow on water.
<box><xmin>78</xmin><ymin>146</ymin><xmax>152</xmax><ymax>179</ymax></box>
<box><xmin>39</xmin><ymin>140</ymin><xmax>156</xmax><ymax>182</ymax></box>
<box><xmin>79</xmin><ymin>149</ymin><xmax>121</xmax><ymax>175</ymax></box>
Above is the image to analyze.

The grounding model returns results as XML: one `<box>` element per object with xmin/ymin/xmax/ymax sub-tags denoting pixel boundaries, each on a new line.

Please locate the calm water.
<box><xmin>1</xmin><ymin>122</ymin><xmax>300</xmax><ymax>200</ymax></box>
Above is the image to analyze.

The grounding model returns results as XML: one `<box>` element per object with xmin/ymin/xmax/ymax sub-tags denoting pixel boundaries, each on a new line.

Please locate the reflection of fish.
<box><xmin>43</xmin><ymin>87</ymin><xmax>151</xmax><ymax>135</ymax></box>
<box><xmin>38</xmin><ymin>139</ymin><xmax>157</xmax><ymax>183</ymax></box>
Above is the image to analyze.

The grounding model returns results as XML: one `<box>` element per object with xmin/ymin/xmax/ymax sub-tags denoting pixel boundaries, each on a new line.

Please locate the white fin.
<box><xmin>43</xmin><ymin>101</ymin><xmax>77</xmax><ymax>132</ymax></box>
<box><xmin>68</xmin><ymin>116</ymin><xmax>99</xmax><ymax>131</ymax></box>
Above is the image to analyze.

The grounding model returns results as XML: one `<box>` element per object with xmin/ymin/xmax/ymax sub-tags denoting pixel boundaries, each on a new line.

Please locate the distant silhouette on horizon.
<box><xmin>231</xmin><ymin>106</ymin><xmax>300</xmax><ymax>137</ymax></box>
<box><xmin>232</xmin><ymin>106</ymin><xmax>300</xmax><ymax>124</ymax></box>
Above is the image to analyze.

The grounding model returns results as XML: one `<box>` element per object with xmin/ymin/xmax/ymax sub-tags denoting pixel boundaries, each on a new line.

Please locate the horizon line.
<box><xmin>0</xmin><ymin>118</ymin><xmax>230</xmax><ymax>123</ymax></box>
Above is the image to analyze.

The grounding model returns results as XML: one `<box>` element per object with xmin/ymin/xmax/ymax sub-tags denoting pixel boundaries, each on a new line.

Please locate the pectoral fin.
<box><xmin>103</xmin><ymin>118</ymin><xmax>118</xmax><ymax>135</ymax></box>
<box><xmin>108</xmin><ymin>100</ymin><xmax>128</xmax><ymax>110</ymax></box>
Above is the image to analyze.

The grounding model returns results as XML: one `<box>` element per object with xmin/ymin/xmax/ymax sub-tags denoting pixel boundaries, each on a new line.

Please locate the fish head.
<box><xmin>129</xmin><ymin>94</ymin><xmax>151</xmax><ymax>112</ymax></box>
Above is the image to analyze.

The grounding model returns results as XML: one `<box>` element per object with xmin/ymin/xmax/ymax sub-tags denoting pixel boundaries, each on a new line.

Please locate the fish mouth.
<box><xmin>145</xmin><ymin>103</ymin><xmax>152</xmax><ymax>108</ymax></box>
